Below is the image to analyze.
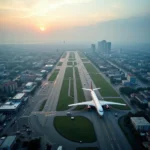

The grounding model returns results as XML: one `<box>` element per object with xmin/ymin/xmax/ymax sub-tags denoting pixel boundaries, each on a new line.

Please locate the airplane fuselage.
<box><xmin>91</xmin><ymin>90</ymin><xmax>104</xmax><ymax>116</ymax></box>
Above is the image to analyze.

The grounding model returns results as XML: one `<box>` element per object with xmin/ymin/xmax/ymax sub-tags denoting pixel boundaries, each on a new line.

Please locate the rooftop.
<box><xmin>41</xmin><ymin>70</ymin><xmax>47</xmax><ymax>73</ymax></box>
<box><xmin>45</xmin><ymin>64</ymin><xmax>53</xmax><ymax>67</ymax></box>
<box><xmin>12</xmin><ymin>93</ymin><xmax>25</xmax><ymax>100</ymax></box>
<box><xmin>0</xmin><ymin>102</ymin><xmax>21</xmax><ymax>110</ymax></box>
<box><xmin>26</xmin><ymin>82</ymin><xmax>33</xmax><ymax>87</ymax></box>
<box><xmin>131</xmin><ymin>117</ymin><xmax>150</xmax><ymax>126</ymax></box>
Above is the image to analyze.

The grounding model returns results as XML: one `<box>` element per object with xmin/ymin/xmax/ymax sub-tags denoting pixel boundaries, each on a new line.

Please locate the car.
<box><xmin>3</xmin><ymin>123</ymin><xmax>7</xmax><ymax>127</ymax></box>
<box><xmin>67</xmin><ymin>112</ymin><xmax>71</xmax><ymax>116</ymax></box>
<box><xmin>114</xmin><ymin>113</ymin><xmax>118</xmax><ymax>117</ymax></box>
<box><xmin>71</xmin><ymin>117</ymin><xmax>75</xmax><ymax>120</ymax></box>
<box><xmin>16</xmin><ymin>131</ymin><xmax>20</xmax><ymax>135</ymax></box>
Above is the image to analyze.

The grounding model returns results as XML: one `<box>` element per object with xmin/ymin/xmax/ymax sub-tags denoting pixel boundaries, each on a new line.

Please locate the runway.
<box><xmin>29</xmin><ymin>51</ymin><xmax>132</xmax><ymax>150</ymax></box>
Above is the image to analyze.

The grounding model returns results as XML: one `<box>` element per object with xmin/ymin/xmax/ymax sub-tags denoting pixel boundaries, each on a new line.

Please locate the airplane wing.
<box><xmin>100</xmin><ymin>101</ymin><xmax>126</xmax><ymax>106</ymax></box>
<box><xmin>68</xmin><ymin>101</ymin><xmax>95</xmax><ymax>107</ymax></box>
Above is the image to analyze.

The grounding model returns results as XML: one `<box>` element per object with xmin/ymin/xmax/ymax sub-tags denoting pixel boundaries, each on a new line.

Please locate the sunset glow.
<box><xmin>0</xmin><ymin>0</ymin><xmax>149</xmax><ymax>44</ymax></box>
<box><xmin>40</xmin><ymin>27</ymin><xmax>45</xmax><ymax>31</ymax></box>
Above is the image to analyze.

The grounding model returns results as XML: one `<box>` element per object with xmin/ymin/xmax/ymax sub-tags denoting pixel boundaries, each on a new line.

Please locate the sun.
<box><xmin>40</xmin><ymin>27</ymin><xmax>45</xmax><ymax>31</ymax></box>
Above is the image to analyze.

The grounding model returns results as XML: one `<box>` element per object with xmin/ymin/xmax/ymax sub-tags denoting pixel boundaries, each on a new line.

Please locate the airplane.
<box><xmin>68</xmin><ymin>82</ymin><xmax>126</xmax><ymax>116</ymax></box>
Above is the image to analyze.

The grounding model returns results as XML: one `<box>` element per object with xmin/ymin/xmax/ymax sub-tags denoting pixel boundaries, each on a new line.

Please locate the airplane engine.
<box><xmin>105</xmin><ymin>105</ymin><xmax>110</xmax><ymax>109</ymax></box>
<box><xmin>87</xmin><ymin>105</ymin><xmax>91</xmax><ymax>109</ymax></box>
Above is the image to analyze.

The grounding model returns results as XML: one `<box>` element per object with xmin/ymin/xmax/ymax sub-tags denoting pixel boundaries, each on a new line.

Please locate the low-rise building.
<box><xmin>23</xmin><ymin>82</ymin><xmax>36</xmax><ymax>93</ymax></box>
<box><xmin>131</xmin><ymin>117</ymin><xmax>150</xmax><ymax>132</ymax></box>
<box><xmin>0</xmin><ymin>102</ymin><xmax>21</xmax><ymax>113</ymax></box>
<box><xmin>11</xmin><ymin>93</ymin><xmax>25</xmax><ymax>102</ymax></box>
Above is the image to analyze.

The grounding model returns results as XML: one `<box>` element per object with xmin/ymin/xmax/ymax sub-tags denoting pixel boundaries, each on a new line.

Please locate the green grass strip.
<box><xmin>74</xmin><ymin>62</ymin><xmax>77</xmax><ymax>65</ymax></box>
<box><xmin>48</xmin><ymin>70</ymin><xmax>59</xmax><ymax>81</ymax></box>
<box><xmin>74</xmin><ymin>67</ymin><xmax>86</xmax><ymax>110</ymax></box>
<box><xmin>57</xmin><ymin>67</ymin><xmax>74</xmax><ymax>111</ymax></box>
<box><xmin>69</xmin><ymin>52</ymin><xmax>75</xmax><ymax>59</ymax></box>
<box><xmin>54</xmin><ymin>116</ymin><xmax>97</xmax><ymax>143</ymax></box>
<box><xmin>67</xmin><ymin>62</ymin><xmax>73</xmax><ymax>65</ymax></box>
<box><xmin>78</xmin><ymin>52</ymin><xmax>86</xmax><ymax>58</ymax></box>
<box><xmin>70</xmin><ymin>79</ymin><xmax>74</xmax><ymax>97</ymax></box>
<box><xmin>84</xmin><ymin>63</ymin><xmax>119</xmax><ymax>97</ymax></box>
<box><xmin>62</xmin><ymin>52</ymin><xmax>66</xmax><ymax>58</ymax></box>
<box><xmin>39</xmin><ymin>99</ymin><xmax>47</xmax><ymax>111</ymax></box>
<box><xmin>57</xmin><ymin>62</ymin><xmax>63</xmax><ymax>66</ymax></box>
<box><xmin>81</xmin><ymin>58</ymin><xmax>88</xmax><ymax>62</ymax></box>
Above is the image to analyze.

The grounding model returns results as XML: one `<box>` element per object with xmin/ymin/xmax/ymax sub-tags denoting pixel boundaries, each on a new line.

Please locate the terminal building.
<box><xmin>131</xmin><ymin>117</ymin><xmax>150</xmax><ymax>132</ymax></box>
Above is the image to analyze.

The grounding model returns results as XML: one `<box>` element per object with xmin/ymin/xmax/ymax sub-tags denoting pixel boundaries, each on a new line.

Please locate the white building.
<box><xmin>12</xmin><ymin>93</ymin><xmax>25</xmax><ymax>102</ymax></box>
<box><xmin>23</xmin><ymin>82</ymin><xmax>36</xmax><ymax>93</ymax></box>
<box><xmin>0</xmin><ymin>102</ymin><xmax>21</xmax><ymax>113</ymax></box>
<box><xmin>25</xmin><ymin>82</ymin><xmax>34</xmax><ymax>89</ymax></box>
<box><xmin>131</xmin><ymin>117</ymin><xmax>150</xmax><ymax>132</ymax></box>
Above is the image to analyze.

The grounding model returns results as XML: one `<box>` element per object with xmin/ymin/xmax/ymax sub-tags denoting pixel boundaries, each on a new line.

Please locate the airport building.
<box><xmin>131</xmin><ymin>117</ymin><xmax>150</xmax><ymax>132</ymax></box>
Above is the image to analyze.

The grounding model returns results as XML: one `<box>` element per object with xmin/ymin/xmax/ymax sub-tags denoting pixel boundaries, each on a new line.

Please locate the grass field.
<box><xmin>39</xmin><ymin>99</ymin><xmax>47</xmax><ymax>111</ymax></box>
<box><xmin>81</xmin><ymin>58</ymin><xmax>88</xmax><ymax>62</ymax></box>
<box><xmin>76</xmin><ymin>148</ymin><xmax>99</xmax><ymax>150</ymax></box>
<box><xmin>84</xmin><ymin>63</ymin><xmax>119</xmax><ymax>97</ymax></box>
<box><xmin>57</xmin><ymin>62</ymin><xmax>63</xmax><ymax>66</ymax></box>
<box><xmin>70</xmin><ymin>78</ymin><xmax>74</xmax><ymax>97</ymax></box>
<box><xmin>48</xmin><ymin>70</ymin><xmax>59</xmax><ymax>81</ymax></box>
<box><xmin>57</xmin><ymin>67</ymin><xmax>74</xmax><ymax>111</ymax></box>
<box><xmin>74</xmin><ymin>67</ymin><xmax>86</xmax><ymax>110</ymax></box>
<box><xmin>78</xmin><ymin>52</ymin><xmax>86</xmax><ymax>58</ymax></box>
<box><xmin>67</xmin><ymin>61</ymin><xmax>73</xmax><ymax>65</ymax></box>
<box><xmin>62</xmin><ymin>52</ymin><xmax>66</xmax><ymax>58</ymax></box>
<box><xmin>104</xmin><ymin>98</ymin><xmax>130</xmax><ymax>110</ymax></box>
<box><xmin>68</xmin><ymin>58</ymin><xmax>76</xmax><ymax>61</ymax></box>
<box><xmin>74</xmin><ymin>62</ymin><xmax>77</xmax><ymax>65</ymax></box>
<box><xmin>54</xmin><ymin>116</ymin><xmax>96</xmax><ymax>143</ymax></box>
<box><xmin>69</xmin><ymin>52</ymin><xmax>75</xmax><ymax>59</ymax></box>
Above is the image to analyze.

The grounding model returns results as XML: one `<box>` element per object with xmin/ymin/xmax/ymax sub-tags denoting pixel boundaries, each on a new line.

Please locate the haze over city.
<box><xmin>1</xmin><ymin>1</ymin><xmax>150</xmax><ymax>150</ymax></box>
<box><xmin>0</xmin><ymin>0</ymin><xmax>150</xmax><ymax>44</ymax></box>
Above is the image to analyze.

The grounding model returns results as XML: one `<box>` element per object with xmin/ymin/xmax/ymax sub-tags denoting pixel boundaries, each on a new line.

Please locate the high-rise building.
<box><xmin>97</xmin><ymin>40</ymin><xmax>111</xmax><ymax>53</ymax></box>
<box><xmin>91</xmin><ymin>44</ymin><xmax>96</xmax><ymax>52</ymax></box>
<box><xmin>106</xmin><ymin>42</ymin><xmax>111</xmax><ymax>54</ymax></box>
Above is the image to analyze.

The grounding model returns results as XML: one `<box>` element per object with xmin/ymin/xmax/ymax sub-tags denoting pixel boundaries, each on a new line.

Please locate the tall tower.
<box><xmin>106</xmin><ymin>42</ymin><xmax>111</xmax><ymax>54</ymax></box>
<box><xmin>91</xmin><ymin>44</ymin><xmax>96</xmax><ymax>52</ymax></box>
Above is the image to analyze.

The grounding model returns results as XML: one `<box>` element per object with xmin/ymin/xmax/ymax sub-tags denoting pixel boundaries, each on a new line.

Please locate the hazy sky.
<box><xmin>0</xmin><ymin>0</ymin><xmax>150</xmax><ymax>44</ymax></box>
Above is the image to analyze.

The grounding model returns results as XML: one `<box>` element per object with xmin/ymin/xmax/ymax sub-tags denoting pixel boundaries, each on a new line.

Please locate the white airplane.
<box><xmin>68</xmin><ymin>82</ymin><xmax>126</xmax><ymax>116</ymax></box>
